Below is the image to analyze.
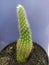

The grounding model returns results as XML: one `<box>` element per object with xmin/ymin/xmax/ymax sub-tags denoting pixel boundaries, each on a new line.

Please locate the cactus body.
<box><xmin>16</xmin><ymin>5</ymin><xmax>33</xmax><ymax>62</ymax></box>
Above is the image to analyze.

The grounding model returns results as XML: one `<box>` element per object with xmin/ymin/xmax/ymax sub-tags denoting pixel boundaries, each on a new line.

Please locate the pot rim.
<box><xmin>0</xmin><ymin>41</ymin><xmax>48</xmax><ymax>56</ymax></box>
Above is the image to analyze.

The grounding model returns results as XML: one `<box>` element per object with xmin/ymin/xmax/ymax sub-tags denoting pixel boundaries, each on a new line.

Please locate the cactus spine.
<box><xmin>16</xmin><ymin>5</ymin><xmax>33</xmax><ymax>62</ymax></box>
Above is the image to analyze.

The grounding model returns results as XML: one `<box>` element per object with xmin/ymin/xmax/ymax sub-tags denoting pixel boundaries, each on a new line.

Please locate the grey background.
<box><xmin>0</xmin><ymin>0</ymin><xmax>49</xmax><ymax>54</ymax></box>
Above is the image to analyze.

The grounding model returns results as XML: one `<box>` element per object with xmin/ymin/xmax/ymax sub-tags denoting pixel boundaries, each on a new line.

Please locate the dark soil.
<box><xmin>0</xmin><ymin>42</ymin><xmax>48</xmax><ymax>65</ymax></box>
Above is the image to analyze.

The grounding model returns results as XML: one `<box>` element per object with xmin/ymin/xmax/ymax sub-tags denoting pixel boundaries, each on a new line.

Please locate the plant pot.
<box><xmin>0</xmin><ymin>41</ymin><xmax>48</xmax><ymax>65</ymax></box>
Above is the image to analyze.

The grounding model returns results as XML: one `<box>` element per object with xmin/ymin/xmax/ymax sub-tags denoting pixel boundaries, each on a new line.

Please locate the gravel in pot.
<box><xmin>0</xmin><ymin>41</ymin><xmax>48</xmax><ymax>65</ymax></box>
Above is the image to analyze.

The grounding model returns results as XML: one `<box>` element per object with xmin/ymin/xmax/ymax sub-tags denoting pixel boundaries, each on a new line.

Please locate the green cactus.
<box><xmin>16</xmin><ymin>4</ymin><xmax>33</xmax><ymax>62</ymax></box>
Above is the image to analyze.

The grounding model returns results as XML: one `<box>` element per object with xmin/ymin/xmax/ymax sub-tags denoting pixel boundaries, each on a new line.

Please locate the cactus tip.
<box><xmin>16</xmin><ymin>4</ymin><xmax>23</xmax><ymax>9</ymax></box>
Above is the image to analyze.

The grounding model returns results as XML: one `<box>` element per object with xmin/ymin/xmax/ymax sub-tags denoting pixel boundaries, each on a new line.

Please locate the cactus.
<box><xmin>16</xmin><ymin>4</ymin><xmax>33</xmax><ymax>62</ymax></box>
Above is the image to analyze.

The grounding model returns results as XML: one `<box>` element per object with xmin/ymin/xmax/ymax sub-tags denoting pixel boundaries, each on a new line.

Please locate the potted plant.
<box><xmin>0</xmin><ymin>4</ymin><xmax>48</xmax><ymax>65</ymax></box>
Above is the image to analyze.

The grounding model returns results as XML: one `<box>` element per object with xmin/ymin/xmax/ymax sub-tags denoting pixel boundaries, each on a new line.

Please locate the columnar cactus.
<box><xmin>16</xmin><ymin>4</ymin><xmax>33</xmax><ymax>62</ymax></box>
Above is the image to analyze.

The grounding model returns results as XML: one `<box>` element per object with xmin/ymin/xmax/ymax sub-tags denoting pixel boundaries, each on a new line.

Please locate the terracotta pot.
<box><xmin>0</xmin><ymin>41</ymin><xmax>48</xmax><ymax>65</ymax></box>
